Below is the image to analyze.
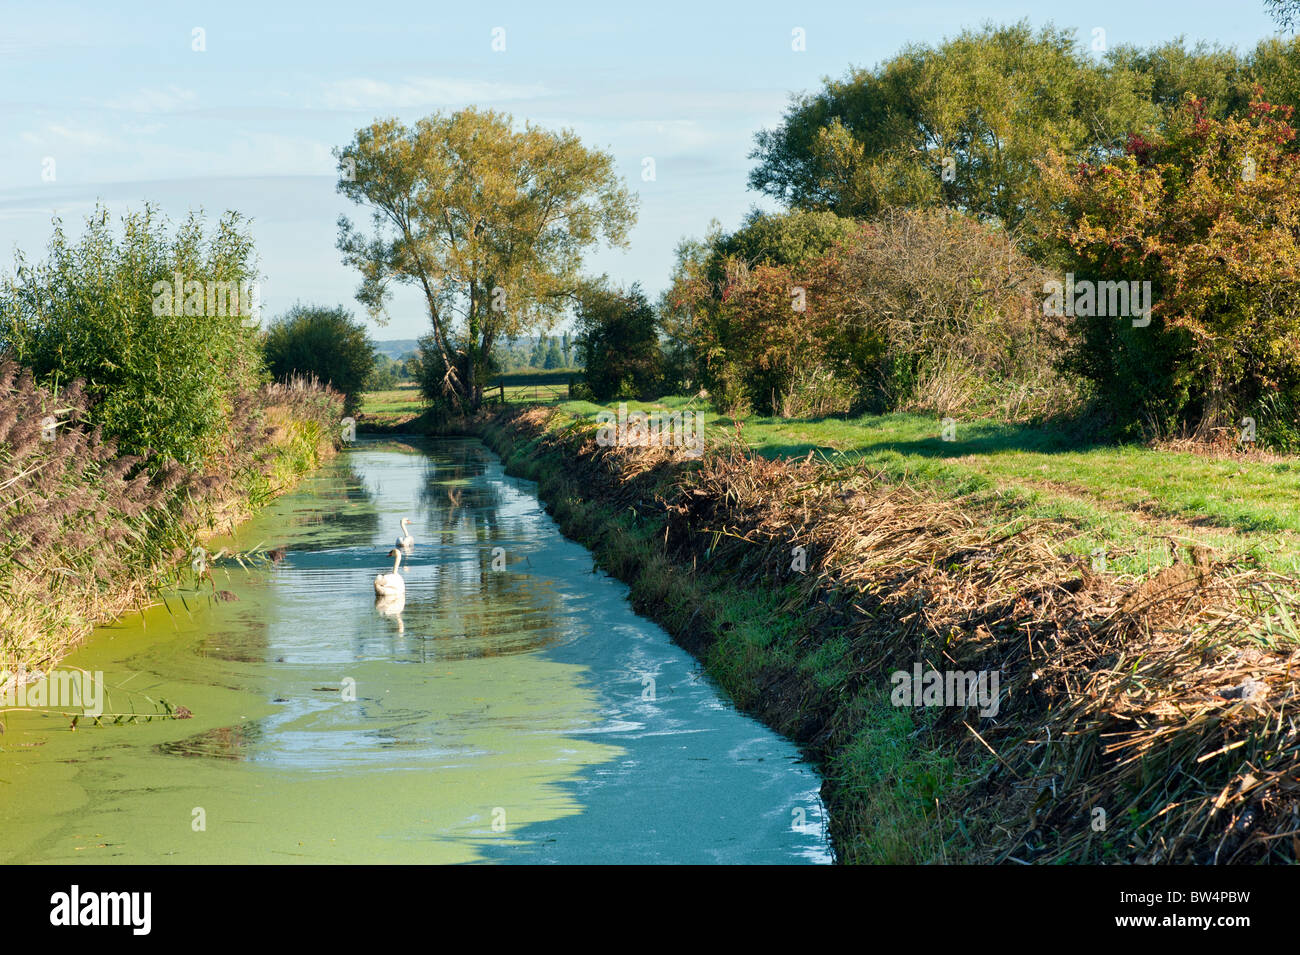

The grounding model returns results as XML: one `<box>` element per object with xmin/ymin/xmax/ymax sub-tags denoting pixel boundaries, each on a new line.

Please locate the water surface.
<box><xmin>0</xmin><ymin>437</ymin><xmax>830</xmax><ymax>864</ymax></box>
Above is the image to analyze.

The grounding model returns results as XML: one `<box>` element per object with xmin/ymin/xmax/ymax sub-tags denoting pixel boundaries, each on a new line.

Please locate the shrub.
<box><xmin>694</xmin><ymin>257</ymin><xmax>851</xmax><ymax>416</ymax></box>
<box><xmin>677</xmin><ymin>207</ymin><xmax>1074</xmax><ymax>420</ymax></box>
<box><xmin>1048</xmin><ymin>95</ymin><xmax>1300</xmax><ymax>442</ymax></box>
<box><xmin>574</xmin><ymin>282</ymin><xmax>662</xmax><ymax>400</ymax></box>
<box><xmin>832</xmin><ymin>208</ymin><xmax>1070</xmax><ymax>418</ymax></box>
<box><xmin>263</xmin><ymin>303</ymin><xmax>375</xmax><ymax>415</ymax></box>
<box><xmin>0</xmin><ymin>359</ymin><xmax>343</xmax><ymax>675</ymax></box>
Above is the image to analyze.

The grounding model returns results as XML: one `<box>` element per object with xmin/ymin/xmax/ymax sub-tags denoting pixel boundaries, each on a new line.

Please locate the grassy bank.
<box><xmin>545</xmin><ymin>396</ymin><xmax>1300</xmax><ymax>576</ymax></box>
<box><xmin>0</xmin><ymin>365</ymin><xmax>343</xmax><ymax>680</ymax></box>
<box><xmin>473</xmin><ymin>403</ymin><xmax>1300</xmax><ymax>864</ymax></box>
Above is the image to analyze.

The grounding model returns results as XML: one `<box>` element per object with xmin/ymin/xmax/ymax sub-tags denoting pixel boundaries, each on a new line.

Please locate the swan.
<box><xmin>396</xmin><ymin>517</ymin><xmax>415</xmax><ymax>549</ymax></box>
<box><xmin>374</xmin><ymin>548</ymin><xmax>405</xmax><ymax>597</ymax></box>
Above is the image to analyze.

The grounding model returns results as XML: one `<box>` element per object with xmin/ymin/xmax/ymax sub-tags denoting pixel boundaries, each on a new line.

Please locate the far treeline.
<box><xmin>265</xmin><ymin>313</ymin><xmax>581</xmax><ymax>410</ymax></box>
<box><xmin>325</xmin><ymin>19</ymin><xmax>1300</xmax><ymax>450</ymax></box>
<box><xmin>139</xmin><ymin>17</ymin><xmax>1300</xmax><ymax>451</ymax></box>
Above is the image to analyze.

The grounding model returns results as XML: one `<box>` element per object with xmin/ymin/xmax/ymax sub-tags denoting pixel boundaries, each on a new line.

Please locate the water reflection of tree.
<box><xmin>199</xmin><ymin>450</ymin><xmax>378</xmax><ymax>671</ymax></box>
<box><xmin>285</xmin><ymin>450</ymin><xmax>380</xmax><ymax>550</ymax></box>
<box><xmin>393</xmin><ymin>439</ymin><xmax>572</xmax><ymax>662</ymax></box>
<box><xmin>386</xmin><ymin>562</ymin><xmax>571</xmax><ymax>663</ymax></box>
<box><xmin>417</xmin><ymin>442</ymin><xmax>500</xmax><ymax>545</ymax></box>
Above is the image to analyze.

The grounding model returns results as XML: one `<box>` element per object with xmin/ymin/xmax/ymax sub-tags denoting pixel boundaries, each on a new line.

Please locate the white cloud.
<box><xmin>319</xmin><ymin>76</ymin><xmax>551</xmax><ymax>110</ymax></box>
<box><xmin>103</xmin><ymin>86</ymin><xmax>199</xmax><ymax>113</ymax></box>
<box><xmin>19</xmin><ymin>124</ymin><xmax>113</xmax><ymax>148</ymax></box>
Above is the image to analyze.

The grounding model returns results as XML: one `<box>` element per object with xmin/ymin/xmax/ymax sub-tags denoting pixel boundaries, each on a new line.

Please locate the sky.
<box><xmin>0</xmin><ymin>0</ymin><xmax>1287</xmax><ymax>339</ymax></box>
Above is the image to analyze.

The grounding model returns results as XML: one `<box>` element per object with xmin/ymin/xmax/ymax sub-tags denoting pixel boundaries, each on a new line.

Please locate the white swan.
<box><xmin>374</xmin><ymin>548</ymin><xmax>405</xmax><ymax>597</ymax></box>
<box><xmin>395</xmin><ymin>517</ymin><xmax>414</xmax><ymax>549</ymax></box>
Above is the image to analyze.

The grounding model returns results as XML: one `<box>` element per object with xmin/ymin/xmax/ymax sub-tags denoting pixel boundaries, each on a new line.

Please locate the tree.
<box><xmin>662</xmin><ymin>209</ymin><xmax>865</xmax><ymax>411</ymax></box>
<box><xmin>1048</xmin><ymin>95</ymin><xmax>1300</xmax><ymax>440</ymax></box>
<box><xmin>1266</xmin><ymin>0</ymin><xmax>1300</xmax><ymax>30</ymax></box>
<box><xmin>335</xmin><ymin>108</ymin><xmax>637</xmax><ymax>410</ymax></box>
<box><xmin>574</xmin><ymin>282</ymin><xmax>661</xmax><ymax>400</ymax></box>
<box><xmin>498</xmin><ymin>341</ymin><xmax>529</xmax><ymax>371</ymax></box>
<box><xmin>542</xmin><ymin>339</ymin><xmax>565</xmax><ymax>369</ymax></box>
<box><xmin>368</xmin><ymin>354</ymin><xmax>400</xmax><ymax>391</ymax></box>
<box><xmin>704</xmin><ymin>208</ymin><xmax>859</xmax><ymax>285</ymax></box>
<box><xmin>1104</xmin><ymin>39</ymin><xmax>1252</xmax><ymax>120</ymax></box>
<box><xmin>660</xmin><ymin>224</ymin><xmax>724</xmax><ymax>395</ymax></box>
<box><xmin>529</xmin><ymin>335</ymin><xmax>548</xmax><ymax>368</ymax></box>
<box><xmin>263</xmin><ymin>304</ymin><xmax>376</xmax><ymax>414</ymax></box>
<box><xmin>1248</xmin><ymin>36</ymin><xmax>1300</xmax><ymax>112</ymax></box>
<box><xmin>748</xmin><ymin>22</ymin><xmax>1150</xmax><ymax>242</ymax></box>
<box><xmin>694</xmin><ymin>257</ymin><xmax>847</xmax><ymax>416</ymax></box>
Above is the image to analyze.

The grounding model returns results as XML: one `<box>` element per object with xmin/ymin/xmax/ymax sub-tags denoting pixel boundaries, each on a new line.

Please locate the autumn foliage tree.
<box><xmin>675</xmin><ymin>208</ymin><xmax>1061</xmax><ymax>419</ymax></box>
<box><xmin>335</xmin><ymin>109</ymin><xmax>636</xmax><ymax>410</ymax></box>
<box><xmin>667</xmin><ymin>210</ymin><xmax>861</xmax><ymax>416</ymax></box>
<box><xmin>699</xmin><ymin>257</ymin><xmax>854</xmax><ymax>417</ymax></box>
<box><xmin>1050</xmin><ymin>95</ymin><xmax>1300</xmax><ymax>441</ymax></box>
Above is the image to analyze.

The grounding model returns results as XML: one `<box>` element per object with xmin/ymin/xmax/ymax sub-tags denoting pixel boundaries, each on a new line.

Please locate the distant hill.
<box><xmin>373</xmin><ymin>339</ymin><xmax>421</xmax><ymax>360</ymax></box>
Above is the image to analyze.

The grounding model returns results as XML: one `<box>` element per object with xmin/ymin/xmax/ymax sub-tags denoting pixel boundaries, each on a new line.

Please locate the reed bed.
<box><xmin>0</xmin><ymin>361</ymin><xmax>343</xmax><ymax>681</ymax></box>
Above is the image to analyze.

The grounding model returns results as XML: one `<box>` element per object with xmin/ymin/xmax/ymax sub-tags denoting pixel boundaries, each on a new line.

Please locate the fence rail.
<box><xmin>487</xmin><ymin>377</ymin><xmax>574</xmax><ymax>406</ymax></box>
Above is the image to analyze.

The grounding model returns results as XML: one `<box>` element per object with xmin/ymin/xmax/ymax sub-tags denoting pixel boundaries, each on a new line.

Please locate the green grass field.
<box><xmin>360</xmin><ymin>383</ymin><xmax>423</xmax><ymax>416</ymax></box>
<box><xmin>548</xmin><ymin>395</ymin><xmax>1300</xmax><ymax>576</ymax></box>
<box><xmin>489</xmin><ymin>368</ymin><xmax>576</xmax><ymax>403</ymax></box>
<box><xmin>358</xmin><ymin>370</ymin><xmax>578</xmax><ymax>427</ymax></box>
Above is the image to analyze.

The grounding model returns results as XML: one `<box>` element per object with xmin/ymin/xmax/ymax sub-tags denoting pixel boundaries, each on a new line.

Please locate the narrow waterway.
<box><xmin>0</xmin><ymin>436</ymin><xmax>831</xmax><ymax>864</ymax></box>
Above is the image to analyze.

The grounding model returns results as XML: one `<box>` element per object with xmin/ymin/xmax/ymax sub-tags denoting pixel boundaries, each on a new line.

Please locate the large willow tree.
<box><xmin>335</xmin><ymin>108</ymin><xmax>637</xmax><ymax>408</ymax></box>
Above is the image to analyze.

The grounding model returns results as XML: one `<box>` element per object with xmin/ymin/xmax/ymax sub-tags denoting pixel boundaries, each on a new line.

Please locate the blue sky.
<box><xmin>0</xmin><ymin>0</ymin><xmax>1286</xmax><ymax>339</ymax></box>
